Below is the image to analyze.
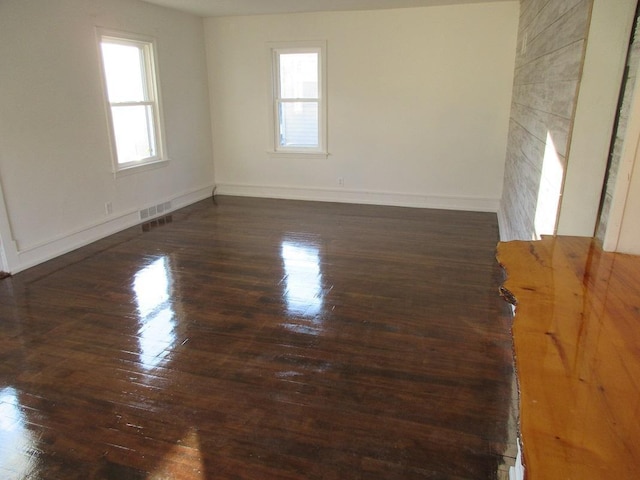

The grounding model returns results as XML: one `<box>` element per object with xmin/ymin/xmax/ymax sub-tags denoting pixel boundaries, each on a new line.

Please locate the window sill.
<box><xmin>113</xmin><ymin>159</ymin><xmax>169</xmax><ymax>178</ymax></box>
<box><xmin>267</xmin><ymin>151</ymin><xmax>329</xmax><ymax>160</ymax></box>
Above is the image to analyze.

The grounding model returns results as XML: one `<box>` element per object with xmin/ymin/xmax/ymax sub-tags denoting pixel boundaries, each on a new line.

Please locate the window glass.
<box><xmin>101</xmin><ymin>42</ymin><xmax>146</xmax><ymax>103</ymax></box>
<box><xmin>98</xmin><ymin>31</ymin><xmax>164</xmax><ymax>170</ymax></box>
<box><xmin>270</xmin><ymin>43</ymin><xmax>326</xmax><ymax>155</ymax></box>
<box><xmin>110</xmin><ymin>105</ymin><xmax>156</xmax><ymax>163</ymax></box>
<box><xmin>279</xmin><ymin>102</ymin><xmax>319</xmax><ymax>147</ymax></box>
<box><xmin>279</xmin><ymin>53</ymin><xmax>318</xmax><ymax>99</ymax></box>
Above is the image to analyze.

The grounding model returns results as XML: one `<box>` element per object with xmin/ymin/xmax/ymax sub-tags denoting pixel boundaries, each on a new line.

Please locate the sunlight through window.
<box><xmin>534</xmin><ymin>132</ymin><xmax>564</xmax><ymax>239</ymax></box>
<box><xmin>278</xmin><ymin>52</ymin><xmax>319</xmax><ymax>147</ymax></box>
<box><xmin>98</xmin><ymin>30</ymin><xmax>163</xmax><ymax>169</ymax></box>
<box><xmin>269</xmin><ymin>41</ymin><xmax>327</xmax><ymax>156</ymax></box>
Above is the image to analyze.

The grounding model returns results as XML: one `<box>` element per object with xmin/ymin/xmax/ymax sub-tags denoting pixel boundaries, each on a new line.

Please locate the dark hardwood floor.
<box><xmin>0</xmin><ymin>196</ymin><xmax>515</xmax><ymax>479</ymax></box>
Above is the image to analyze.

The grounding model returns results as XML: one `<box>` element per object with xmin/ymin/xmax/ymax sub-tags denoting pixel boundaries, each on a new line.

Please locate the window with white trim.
<box><xmin>269</xmin><ymin>42</ymin><xmax>327</xmax><ymax>157</ymax></box>
<box><xmin>98</xmin><ymin>30</ymin><xmax>165</xmax><ymax>171</ymax></box>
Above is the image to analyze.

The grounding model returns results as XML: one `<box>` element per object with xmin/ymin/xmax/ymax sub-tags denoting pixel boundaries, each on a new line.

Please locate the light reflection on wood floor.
<box><xmin>0</xmin><ymin>196</ymin><xmax>516</xmax><ymax>479</ymax></box>
<box><xmin>499</xmin><ymin>236</ymin><xmax>640</xmax><ymax>479</ymax></box>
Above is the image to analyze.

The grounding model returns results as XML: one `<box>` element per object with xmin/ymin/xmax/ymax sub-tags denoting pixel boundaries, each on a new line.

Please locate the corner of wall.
<box><xmin>557</xmin><ymin>0</ymin><xmax>637</xmax><ymax>236</ymax></box>
<box><xmin>9</xmin><ymin>184</ymin><xmax>214</xmax><ymax>274</ymax></box>
<box><xmin>497</xmin><ymin>200</ymin><xmax>510</xmax><ymax>242</ymax></box>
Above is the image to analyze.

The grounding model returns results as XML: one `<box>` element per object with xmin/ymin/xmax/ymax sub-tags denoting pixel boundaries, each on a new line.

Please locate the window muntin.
<box><xmin>270</xmin><ymin>43</ymin><xmax>326</xmax><ymax>155</ymax></box>
<box><xmin>98</xmin><ymin>32</ymin><xmax>164</xmax><ymax>170</ymax></box>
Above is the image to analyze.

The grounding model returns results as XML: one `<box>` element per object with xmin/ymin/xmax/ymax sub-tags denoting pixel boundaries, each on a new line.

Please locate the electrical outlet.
<box><xmin>338</xmin><ymin>177</ymin><xmax>344</xmax><ymax>187</ymax></box>
<box><xmin>105</xmin><ymin>202</ymin><xmax>113</xmax><ymax>215</ymax></box>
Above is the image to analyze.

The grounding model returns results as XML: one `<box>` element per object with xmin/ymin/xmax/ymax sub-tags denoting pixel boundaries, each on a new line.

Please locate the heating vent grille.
<box><xmin>140</xmin><ymin>201</ymin><xmax>172</xmax><ymax>221</ymax></box>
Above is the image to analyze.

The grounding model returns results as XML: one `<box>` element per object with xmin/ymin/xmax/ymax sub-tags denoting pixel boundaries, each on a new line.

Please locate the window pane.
<box><xmin>279</xmin><ymin>102</ymin><xmax>318</xmax><ymax>148</ymax></box>
<box><xmin>279</xmin><ymin>53</ymin><xmax>318</xmax><ymax>99</ymax></box>
<box><xmin>101</xmin><ymin>42</ymin><xmax>146</xmax><ymax>102</ymax></box>
<box><xmin>111</xmin><ymin>105</ymin><xmax>156</xmax><ymax>163</ymax></box>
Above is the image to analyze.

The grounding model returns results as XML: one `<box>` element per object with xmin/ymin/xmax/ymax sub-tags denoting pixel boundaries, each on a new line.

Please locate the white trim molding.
<box><xmin>10</xmin><ymin>184</ymin><xmax>214</xmax><ymax>274</ymax></box>
<box><xmin>96</xmin><ymin>27</ymin><xmax>169</xmax><ymax>174</ymax></box>
<box><xmin>602</xmin><ymin>57</ymin><xmax>640</xmax><ymax>251</ymax></box>
<box><xmin>215</xmin><ymin>183</ymin><xmax>500</xmax><ymax>213</ymax></box>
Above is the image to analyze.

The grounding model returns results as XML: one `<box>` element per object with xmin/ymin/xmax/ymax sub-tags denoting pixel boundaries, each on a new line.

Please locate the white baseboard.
<box><xmin>215</xmin><ymin>183</ymin><xmax>500</xmax><ymax>213</ymax></box>
<box><xmin>11</xmin><ymin>184</ymin><xmax>214</xmax><ymax>274</ymax></box>
<box><xmin>9</xmin><ymin>182</ymin><xmax>497</xmax><ymax>273</ymax></box>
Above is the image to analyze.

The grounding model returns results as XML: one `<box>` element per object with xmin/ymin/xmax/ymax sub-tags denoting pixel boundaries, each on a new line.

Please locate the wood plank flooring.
<box><xmin>0</xmin><ymin>196</ymin><xmax>515</xmax><ymax>479</ymax></box>
<box><xmin>498</xmin><ymin>236</ymin><xmax>640</xmax><ymax>479</ymax></box>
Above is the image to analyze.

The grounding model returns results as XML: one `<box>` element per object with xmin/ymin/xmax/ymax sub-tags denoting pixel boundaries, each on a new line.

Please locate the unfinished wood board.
<box><xmin>498</xmin><ymin>236</ymin><xmax>640</xmax><ymax>479</ymax></box>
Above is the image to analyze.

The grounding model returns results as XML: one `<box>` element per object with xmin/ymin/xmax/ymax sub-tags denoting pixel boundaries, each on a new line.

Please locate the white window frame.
<box><xmin>267</xmin><ymin>41</ymin><xmax>328</xmax><ymax>159</ymax></box>
<box><xmin>97</xmin><ymin>28</ymin><xmax>167</xmax><ymax>174</ymax></box>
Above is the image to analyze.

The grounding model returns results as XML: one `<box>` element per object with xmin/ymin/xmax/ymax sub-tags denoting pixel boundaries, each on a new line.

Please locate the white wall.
<box><xmin>617</xmin><ymin>146</ymin><xmax>640</xmax><ymax>254</ymax></box>
<box><xmin>205</xmin><ymin>2</ymin><xmax>519</xmax><ymax>212</ymax></box>
<box><xmin>602</xmin><ymin>52</ymin><xmax>640</xmax><ymax>254</ymax></box>
<box><xmin>0</xmin><ymin>0</ymin><xmax>215</xmax><ymax>273</ymax></box>
<box><xmin>557</xmin><ymin>0</ymin><xmax>637</xmax><ymax>237</ymax></box>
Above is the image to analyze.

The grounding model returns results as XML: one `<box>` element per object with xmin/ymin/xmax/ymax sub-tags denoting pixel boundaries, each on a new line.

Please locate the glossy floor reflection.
<box><xmin>0</xmin><ymin>196</ymin><xmax>515</xmax><ymax>479</ymax></box>
<box><xmin>0</xmin><ymin>387</ymin><xmax>38</xmax><ymax>479</ymax></box>
<box><xmin>133</xmin><ymin>256</ymin><xmax>177</xmax><ymax>370</ymax></box>
<box><xmin>498</xmin><ymin>236</ymin><xmax>640</xmax><ymax>479</ymax></box>
<box><xmin>281</xmin><ymin>238</ymin><xmax>325</xmax><ymax>333</ymax></box>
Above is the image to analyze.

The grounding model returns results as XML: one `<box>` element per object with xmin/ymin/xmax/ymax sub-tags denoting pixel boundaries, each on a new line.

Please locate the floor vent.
<box><xmin>140</xmin><ymin>201</ymin><xmax>172</xmax><ymax>221</ymax></box>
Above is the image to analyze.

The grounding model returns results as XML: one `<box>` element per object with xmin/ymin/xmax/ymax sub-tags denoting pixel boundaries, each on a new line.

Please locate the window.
<box><xmin>269</xmin><ymin>42</ymin><xmax>327</xmax><ymax>157</ymax></box>
<box><xmin>98</xmin><ymin>30</ymin><xmax>165</xmax><ymax>171</ymax></box>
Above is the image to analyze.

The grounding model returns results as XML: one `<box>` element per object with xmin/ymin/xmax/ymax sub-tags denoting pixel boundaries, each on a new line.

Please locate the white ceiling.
<box><xmin>139</xmin><ymin>0</ymin><xmax>513</xmax><ymax>18</ymax></box>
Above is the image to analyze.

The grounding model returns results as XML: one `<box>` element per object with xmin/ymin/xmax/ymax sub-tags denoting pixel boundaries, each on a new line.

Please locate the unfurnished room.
<box><xmin>0</xmin><ymin>1</ymin><xmax>639</xmax><ymax>479</ymax></box>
